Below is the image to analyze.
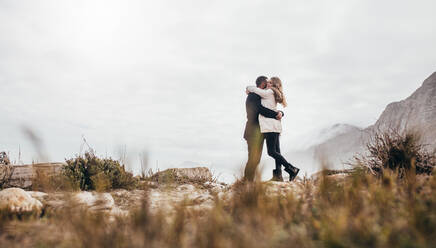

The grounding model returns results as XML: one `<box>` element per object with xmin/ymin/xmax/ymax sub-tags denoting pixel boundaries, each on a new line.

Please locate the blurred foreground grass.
<box><xmin>1</xmin><ymin>169</ymin><xmax>435</xmax><ymax>248</ymax></box>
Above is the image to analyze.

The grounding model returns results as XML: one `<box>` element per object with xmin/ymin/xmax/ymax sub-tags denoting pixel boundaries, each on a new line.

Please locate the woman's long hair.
<box><xmin>270</xmin><ymin>77</ymin><xmax>287</xmax><ymax>107</ymax></box>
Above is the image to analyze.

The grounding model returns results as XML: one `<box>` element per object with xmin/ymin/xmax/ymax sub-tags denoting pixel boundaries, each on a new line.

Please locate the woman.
<box><xmin>246</xmin><ymin>77</ymin><xmax>300</xmax><ymax>181</ymax></box>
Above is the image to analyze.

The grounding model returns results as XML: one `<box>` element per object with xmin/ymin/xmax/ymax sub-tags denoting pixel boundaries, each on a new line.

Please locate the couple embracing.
<box><xmin>243</xmin><ymin>76</ymin><xmax>300</xmax><ymax>182</ymax></box>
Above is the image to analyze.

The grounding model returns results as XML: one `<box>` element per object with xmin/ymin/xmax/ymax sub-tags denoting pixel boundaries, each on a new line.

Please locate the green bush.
<box><xmin>63</xmin><ymin>152</ymin><xmax>138</xmax><ymax>191</ymax></box>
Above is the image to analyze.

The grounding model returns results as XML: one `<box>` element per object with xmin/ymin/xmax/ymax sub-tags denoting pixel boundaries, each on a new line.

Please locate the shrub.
<box><xmin>354</xmin><ymin>129</ymin><xmax>435</xmax><ymax>177</ymax></box>
<box><xmin>0</xmin><ymin>164</ymin><xmax>14</xmax><ymax>189</ymax></box>
<box><xmin>0</xmin><ymin>151</ymin><xmax>10</xmax><ymax>165</ymax></box>
<box><xmin>63</xmin><ymin>152</ymin><xmax>138</xmax><ymax>191</ymax></box>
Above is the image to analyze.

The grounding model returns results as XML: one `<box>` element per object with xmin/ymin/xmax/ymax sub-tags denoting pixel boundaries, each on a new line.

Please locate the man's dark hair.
<box><xmin>255</xmin><ymin>76</ymin><xmax>268</xmax><ymax>87</ymax></box>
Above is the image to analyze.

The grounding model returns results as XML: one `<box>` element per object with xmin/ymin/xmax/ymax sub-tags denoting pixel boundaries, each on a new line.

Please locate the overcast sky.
<box><xmin>1</xmin><ymin>0</ymin><xmax>435</xmax><ymax>182</ymax></box>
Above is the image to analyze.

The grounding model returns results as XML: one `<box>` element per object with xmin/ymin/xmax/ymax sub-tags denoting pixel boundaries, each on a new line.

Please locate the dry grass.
<box><xmin>31</xmin><ymin>168</ymin><xmax>76</xmax><ymax>192</ymax></box>
<box><xmin>1</xmin><ymin>169</ymin><xmax>436</xmax><ymax>248</ymax></box>
<box><xmin>0</xmin><ymin>163</ymin><xmax>14</xmax><ymax>189</ymax></box>
<box><xmin>353</xmin><ymin>129</ymin><xmax>435</xmax><ymax>177</ymax></box>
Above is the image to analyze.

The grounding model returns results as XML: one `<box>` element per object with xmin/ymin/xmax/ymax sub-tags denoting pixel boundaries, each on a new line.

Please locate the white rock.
<box><xmin>73</xmin><ymin>191</ymin><xmax>116</xmax><ymax>211</ymax></box>
<box><xmin>27</xmin><ymin>191</ymin><xmax>49</xmax><ymax>202</ymax></box>
<box><xmin>73</xmin><ymin>191</ymin><xmax>128</xmax><ymax>218</ymax></box>
<box><xmin>264</xmin><ymin>181</ymin><xmax>301</xmax><ymax>196</ymax></box>
<box><xmin>73</xmin><ymin>191</ymin><xmax>94</xmax><ymax>205</ymax></box>
<box><xmin>0</xmin><ymin>188</ymin><xmax>43</xmax><ymax>213</ymax></box>
<box><xmin>204</xmin><ymin>181</ymin><xmax>228</xmax><ymax>193</ymax></box>
<box><xmin>147</xmin><ymin>184</ymin><xmax>215</xmax><ymax>213</ymax></box>
<box><xmin>176</xmin><ymin>184</ymin><xmax>196</xmax><ymax>191</ymax></box>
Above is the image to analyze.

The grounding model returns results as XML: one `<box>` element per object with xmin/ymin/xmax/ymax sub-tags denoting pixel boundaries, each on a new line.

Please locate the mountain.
<box><xmin>373</xmin><ymin>71</ymin><xmax>436</xmax><ymax>147</ymax></box>
<box><xmin>294</xmin><ymin>72</ymin><xmax>436</xmax><ymax>172</ymax></box>
<box><xmin>294</xmin><ymin>124</ymin><xmax>362</xmax><ymax>151</ymax></box>
<box><xmin>316</xmin><ymin>124</ymin><xmax>362</xmax><ymax>147</ymax></box>
<box><xmin>285</xmin><ymin>123</ymin><xmax>363</xmax><ymax>174</ymax></box>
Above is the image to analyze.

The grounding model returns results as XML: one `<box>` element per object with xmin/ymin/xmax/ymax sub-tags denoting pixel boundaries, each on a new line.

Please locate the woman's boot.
<box><xmin>284</xmin><ymin>164</ymin><xmax>300</xmax><ymax>181</ymax></box>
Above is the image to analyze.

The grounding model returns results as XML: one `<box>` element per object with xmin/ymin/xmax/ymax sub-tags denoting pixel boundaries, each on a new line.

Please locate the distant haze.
<box><xmin>1</xmin><ymin>0</ymin><xmax>436</xmax><ymax>182</ymax></box>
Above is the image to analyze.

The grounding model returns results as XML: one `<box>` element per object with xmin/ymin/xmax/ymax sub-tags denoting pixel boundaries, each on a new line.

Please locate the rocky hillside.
<box><xmin>373</xmin><ymin>71</ymin><xmax>436</xmax><ymax>146</ymax></box>
<box><xmin>285</xmin><ymin>124</ymin><xmax>363</xmax><ymax>174</ymax></box>
<box><xmin>304</xmin><ymin>72</ymin><xmax>436</xmax><ymax>169</ymax></box>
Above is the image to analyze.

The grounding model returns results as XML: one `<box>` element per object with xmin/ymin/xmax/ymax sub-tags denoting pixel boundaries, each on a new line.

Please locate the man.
<box><xmin>243</xmin><ymin>76</ymin><xmax>284</xmax><ymax>182</ymax></box>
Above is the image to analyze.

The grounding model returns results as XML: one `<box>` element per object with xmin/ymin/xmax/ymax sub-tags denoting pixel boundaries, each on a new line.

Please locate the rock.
<box><xmin>6</xmin><ymin>163</ymin><xmax>65</xmax><ymax>189</ymax></box>
<box><xmin>27</xmin><ymin>191</ymin><xmax>49</xmax><ymax>202</ymax></box>
<box><xmin>0</xmin><ymin>188</ymin><xmax>43</xmax><ymax>214</ymax></box>
<box><xmin>111</xmin><ymin>189</ymin><xmax>145</xmax><ymax>211</ymax></box>
<box><xmin>176</xmin><ymin>184</ymin><xmax>196</xmax><ymax>191</ymax></box>
<box><xmin>73</xmin><ymin>191</ymin><xmax>115</xmax><ymax>211</ymax></box>
<box><xmin>204</xmin><ymin>181</ymin><xmax>227</xmax><ymax>190</ymax></box>
<box><xmin>310</xmin><ymin>169</ymin><xmax>354</xmax><ymax>180</ymax></box>
<box><xmin>375</xmin><ymin>72</ymin><xmax>436</xmax><ymax>133</ymax></box>
<box><xmin>44</xmin><ymin>199</ymin><xmax>66</xmax><ymax>210</ymax></box>
<box><xmin>73</xmin><ymin>191</ymin><xmax>128</xmax><ymax>217</ymax></box>
<box><xmin>147</xmin><ymin>183</ymin><xmax>215</xmax><ymax>213</ymax></box>
<box><xmin>151</xmin><ymin>167</ymin><xmax>213</xmax><ymax>184</ymax></box>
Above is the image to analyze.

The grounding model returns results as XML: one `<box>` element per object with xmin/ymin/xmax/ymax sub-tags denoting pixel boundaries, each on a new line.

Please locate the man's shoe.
<box><xmin>284</xmin><ymin>166</ymin><xmax>300</xmax><ymax>181</ymax></box>
<box><xmin>271</xmin><ymin>169</ymin><xmax>284</xmax><ymax>182</ymax></box>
